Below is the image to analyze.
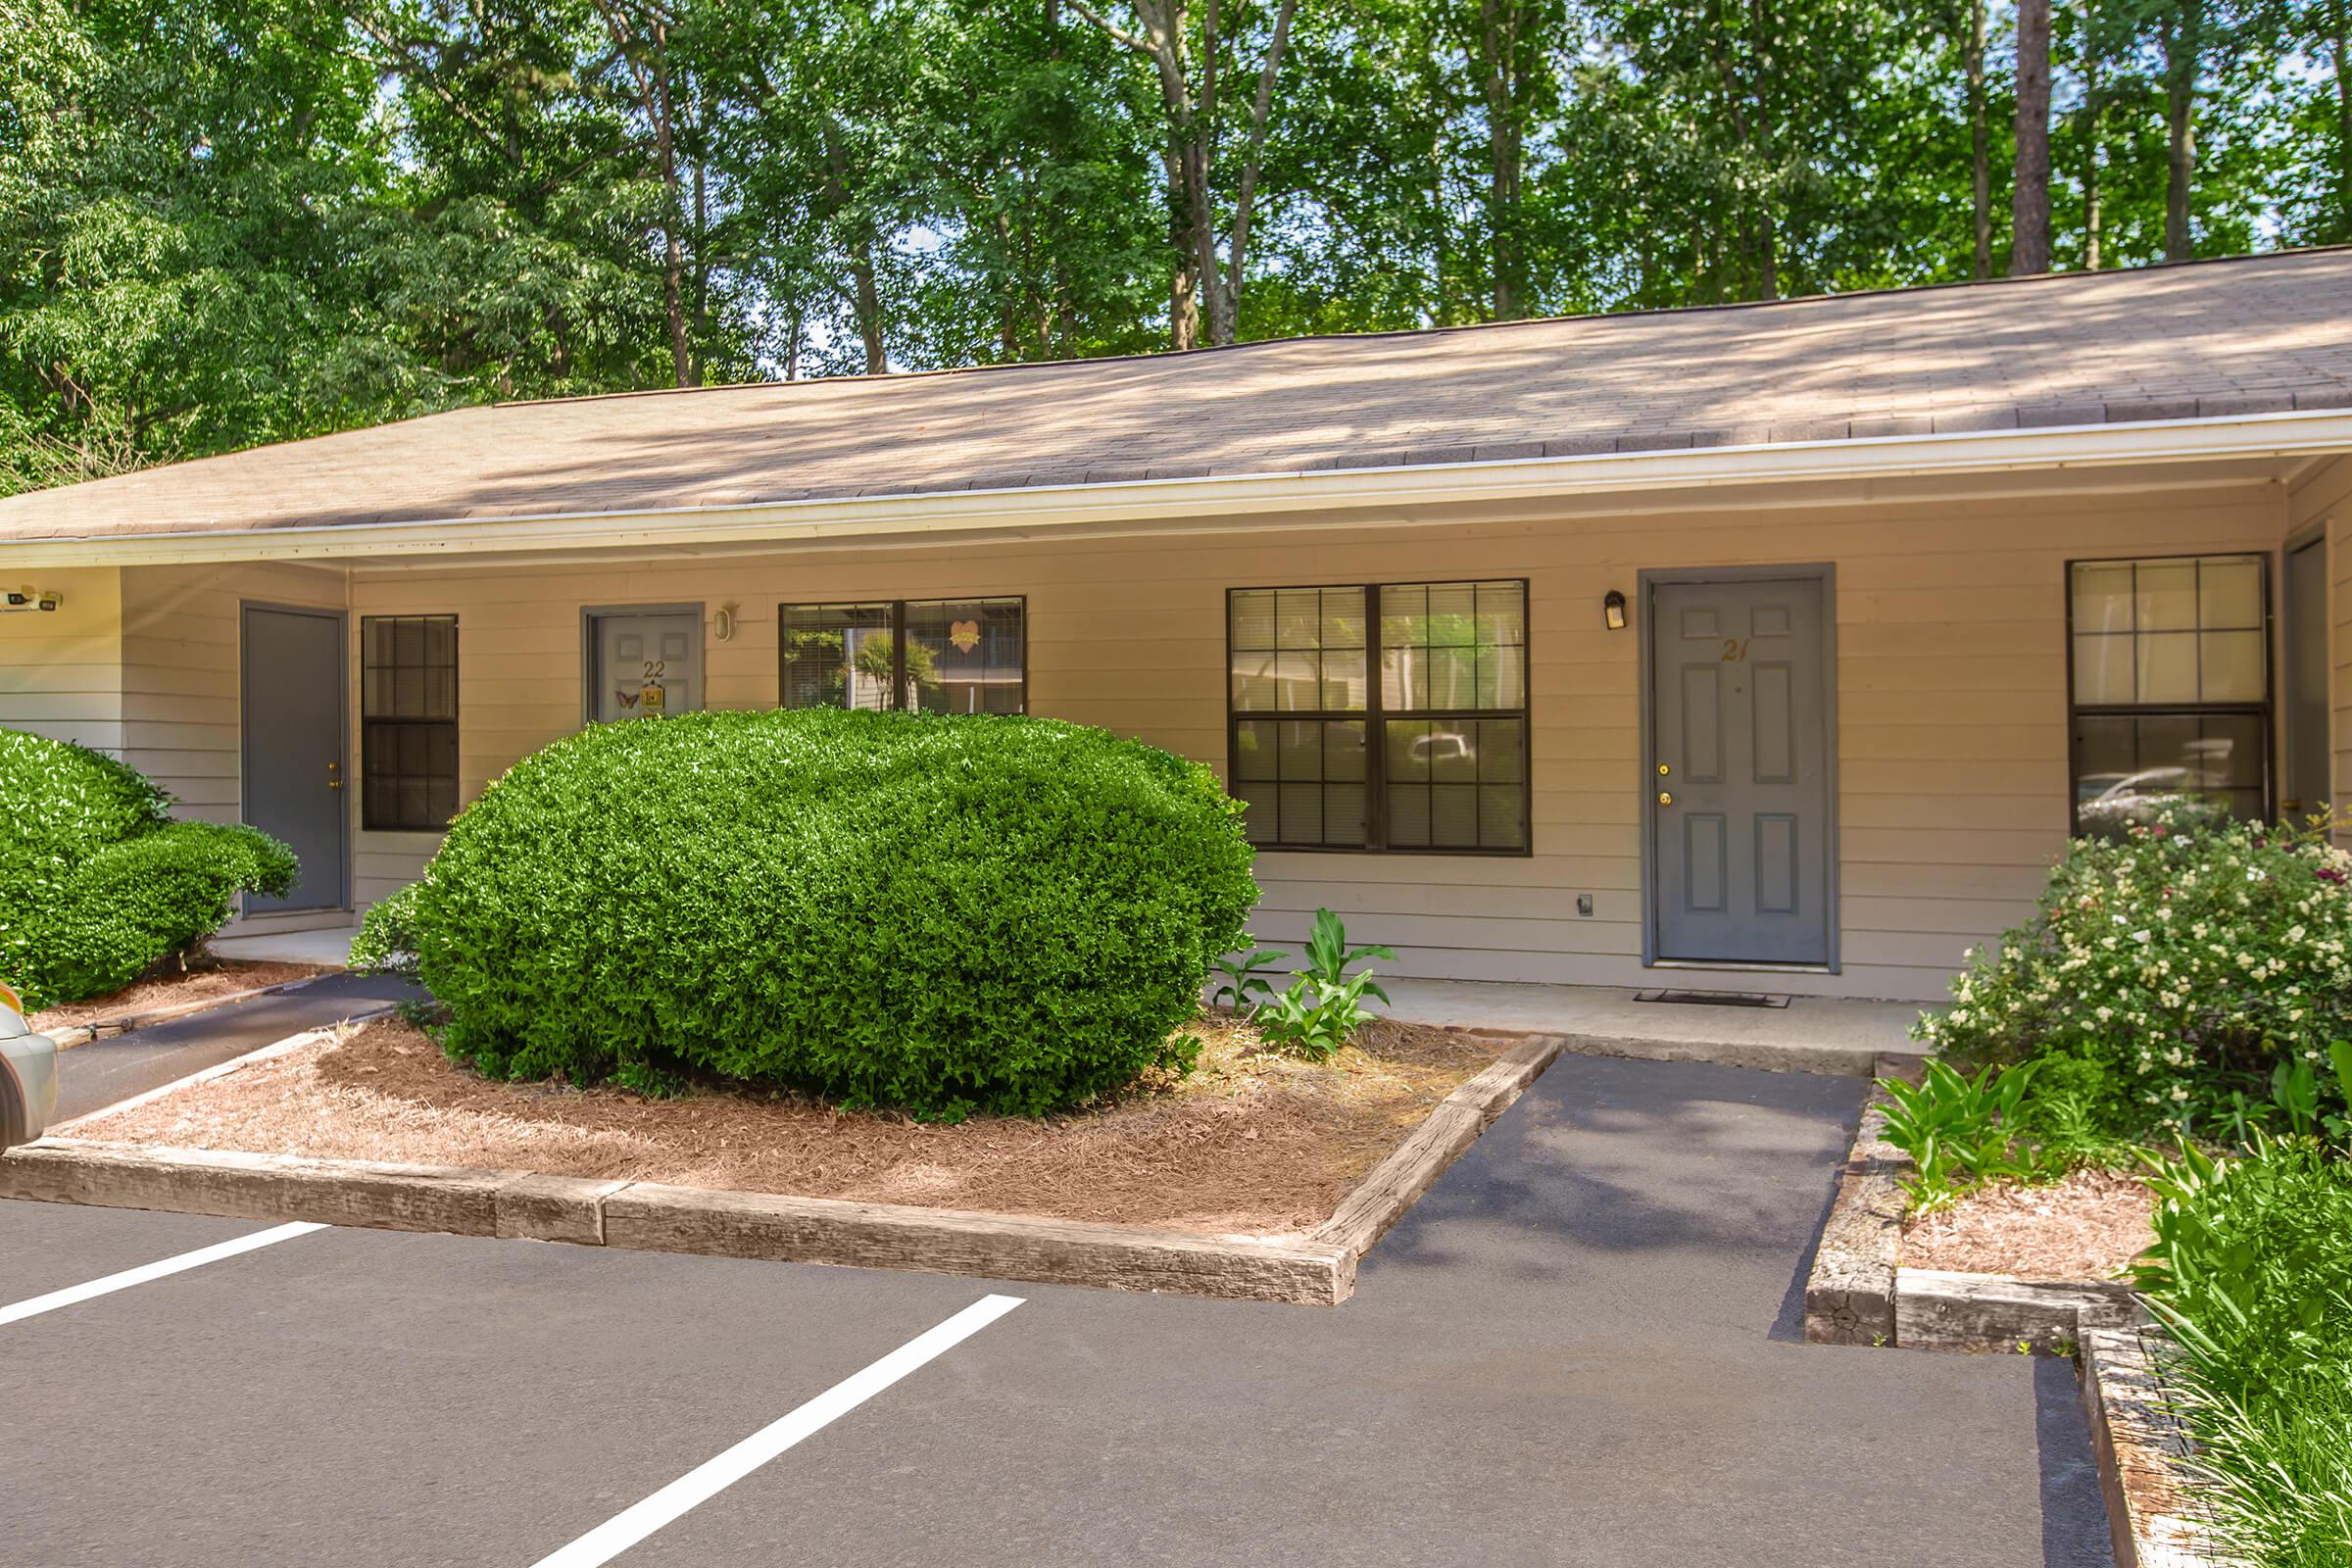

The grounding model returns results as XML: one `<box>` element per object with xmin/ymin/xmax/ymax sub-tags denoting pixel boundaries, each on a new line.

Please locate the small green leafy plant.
<box><xmin>1250</xmin><ymin>909</ymin><xmax>1393</xmax><ymax>1061</ymax></box>
<box><xmin>1208</xmin><ymin>943</ymin><xmax>1289</xmax><ymax>1013</ymax></box>
<box><xmin>1874</xmin><ymin>1058</ymin><xmax>2038</xmax><ymax>1212</ymax></box>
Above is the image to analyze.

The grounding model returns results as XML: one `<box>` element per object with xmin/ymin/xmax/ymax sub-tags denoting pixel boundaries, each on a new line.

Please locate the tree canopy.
<box><xmin>2</xmin><ymin>0</ymin><xmax>2342</xmax><ymax>493</ymax></box>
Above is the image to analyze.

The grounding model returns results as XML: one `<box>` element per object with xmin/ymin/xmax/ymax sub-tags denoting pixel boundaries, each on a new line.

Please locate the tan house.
<box><xmin>3</xmin><ymin>248</ymin><xmax>2349</xmax><ymax>1003</ymax></box>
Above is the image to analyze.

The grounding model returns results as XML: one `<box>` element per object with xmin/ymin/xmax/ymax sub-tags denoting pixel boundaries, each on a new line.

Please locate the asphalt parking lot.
<box><xmin>2</xmin><ymin>1053</ymin><xmax>2113</xmax><ymax>1567</ymax></box>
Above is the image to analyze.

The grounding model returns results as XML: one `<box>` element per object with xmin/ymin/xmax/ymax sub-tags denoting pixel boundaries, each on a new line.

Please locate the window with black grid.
<box><xmin>1227</xmin><ymin>580</ymin><xmax>1528</xmax><ymax>853</ymax></box>
<box><xmin>361</xmin><ymin>614</ymin><xmax>458</xmax><ymax>831</ymax></box>
<box><xmin>2068</xmin><ymin>556</ymin><xmax>2270</xmax><ymax>836</ymax></box>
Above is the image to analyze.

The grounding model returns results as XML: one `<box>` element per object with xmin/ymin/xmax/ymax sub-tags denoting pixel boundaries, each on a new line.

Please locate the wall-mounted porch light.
<box><xmin>1602</xmin><ymin>589</ymin><xmax>1627</xmax><ymax>631</ymax></box>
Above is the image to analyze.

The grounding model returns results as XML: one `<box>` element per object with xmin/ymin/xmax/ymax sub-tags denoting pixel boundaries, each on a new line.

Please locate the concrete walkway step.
<box><xmin>1375</xmin><ymin>976</ymin><xmax>1932</xmax><ymax>1076</ymax></box>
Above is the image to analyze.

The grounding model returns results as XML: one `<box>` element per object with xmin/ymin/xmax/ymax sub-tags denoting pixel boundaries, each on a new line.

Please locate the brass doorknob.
<box><xmin>1657</xmin><ymin>790</ymin><xmax>1673</xmax><ymax>807</ymax></box>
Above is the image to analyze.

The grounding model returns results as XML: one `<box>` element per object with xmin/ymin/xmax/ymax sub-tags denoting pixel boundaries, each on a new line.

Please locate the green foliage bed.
<box><xmin>0</xmin><ymin>730</ymin><xmax>296</xmax><ymax>1008</ymax></box>
<box><xmin>1888</xmin><ymin>808</ymin><xmax>2352</xmax><ymax>1566</ymax></box>
<box><xmin>2137</xmin><ymin>1140</ymin><xmax>2352</xmax><ymax>1568</ymax></box>
<box><xmin>357</xmin><ymin>709</ymin><xmax>1259</xmax><ymax>1119</ymax></box>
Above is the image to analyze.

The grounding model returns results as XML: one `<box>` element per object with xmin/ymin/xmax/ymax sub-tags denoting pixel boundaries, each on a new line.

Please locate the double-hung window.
<box><xmin>1227</xmin><ymin>580</ymin><xmax>1529</xmax><ymax>853</ymax></box>
<box><xmin>779</xmin><ymin>598</ymin><xmax>1025</xmax><ymax>713</ymax></box>
<box><xmin>361</xmin><ymin>614</ymin><xmax>459</xmax><ymax>831</ymax></box>
<box><xmin>2069</xmin><ymin>555</ymin><xmax>2270</xmax><ymax>835</ymax></box>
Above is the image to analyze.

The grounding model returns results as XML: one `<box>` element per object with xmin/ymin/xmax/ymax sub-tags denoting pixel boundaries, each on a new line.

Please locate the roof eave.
<box><xmin>8</xmin><ymin>407</ymin><xmax>2350</xmax><ymax>567</ymax></box>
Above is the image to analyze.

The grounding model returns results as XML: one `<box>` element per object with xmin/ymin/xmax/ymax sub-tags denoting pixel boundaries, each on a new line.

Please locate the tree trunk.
<box><xmin>1749</xmin><ymin>0</ymin><xmax>1780</xmax><ymax>299</ymax></box>
<box><xmin>1165</xmin><ymin>141</ymin><xmax>1202</xmax><ymax>349</ymax></box>
<box><xmin>647</xmin><ymin>24</ymin><xmax>692</xmax><ymax>386</ymax></box>
<box><xmin>2011</xmin><ymin>0</ymin><xmax>2051</xmax><ymax>274</ymax></box>
<box><xmin>1703</xmin><ymin>13</ymin><xmax>1772</xmax><ymax>301</ymax></box>
<box><xmin>1072</xmin><ymin>0</ymin><xmax>1290</xmax><ymax>349</ymax></box>
<box><xmin>1430</xmin><ymin>124</ymin><xmax>1449</xmax><ymax>319</ymax></box>
<box><xmin>590</xmin><ymin>2</ymin><xmax>694</xmax><ymax>385</ymax></box>
<box><xmin>690</xmin><ymin>131</ymin><xmax>710</xmax><ymax>383</ymax></box>
<box><xmin>2161</xmin><ymin>0</ymin><xmax>2203</xmax><ymax>261</ymax></box>
<box><xmin>995</xmin><ymin>210</ymin><xmax>1023</xmax><ymax>360</ymax></box>
<box><xmin>1967</xmin><ymin>0</ymin><xmax>1990</xmax><ymax>278</ymax></box>
<box><xmin>820</xmin><ymin>127</ymin><xmax>889</xmax><ymax>373</ymax></box>
<box><xmin>850</xmin><ymin>241</ymin><xmax>888</xmax><ymax>374</ymax></box>
<box><xmin>1478</xmin><ymin>0</ymin><xmax>1525</xmax><ymax>319</ymax></box>
<box><xmin>2081</xmin><ymin>40</ymin><xmax>2103</xmax><ymax>270</ymax></box>
<box><xmin>1218</xmin><ymin>0</ymin><xmax>1298</xmax><ymax>342</ymax></box>
<box><xmin>1127</xmin><ymin>0</ymin><xmax>1211</xmax><ymax>351</ymax></box>
<box><xmin>2335</xmin><ymin>0</ymin><xmax>2352</xmax><ymax>238</ymax></box>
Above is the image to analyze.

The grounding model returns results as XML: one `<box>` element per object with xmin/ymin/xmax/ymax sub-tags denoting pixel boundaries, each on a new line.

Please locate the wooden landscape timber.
<box><xmin>0</xmin><ymin>1032</ymin><xmax>1570</xmax><ymax>1306</ymax></box>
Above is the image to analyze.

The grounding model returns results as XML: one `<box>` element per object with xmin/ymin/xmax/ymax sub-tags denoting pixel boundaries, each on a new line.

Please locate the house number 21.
<box><xmin>1720</xmin><ymin>638</ymin><xmax>1750</xmax><ymax>662</ymax></box>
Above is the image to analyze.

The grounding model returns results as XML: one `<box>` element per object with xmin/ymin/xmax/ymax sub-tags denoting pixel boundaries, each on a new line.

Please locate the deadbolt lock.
<box><xmin>1657</xmin><ymin>763</ymin><xmax>1671</xmax><ymax>776</ymax></box>
<box><xmin>1657</xmin><ymin>790</ymin><xmax>1674</xmax><ymax>807</ymax></box>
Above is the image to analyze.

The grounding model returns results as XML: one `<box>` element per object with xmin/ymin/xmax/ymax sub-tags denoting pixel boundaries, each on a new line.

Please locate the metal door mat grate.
<box><xmin>1633</xmin><ymin>989</ymin><xmax>1791</xmax><ymax>1009</ymax></box>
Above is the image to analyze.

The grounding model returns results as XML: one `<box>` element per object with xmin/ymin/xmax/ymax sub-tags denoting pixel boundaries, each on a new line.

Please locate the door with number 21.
<box><xmin>1647</xmin><ymin>573</ymin><xmax>1834</xmax><ymax>967</ymax></box>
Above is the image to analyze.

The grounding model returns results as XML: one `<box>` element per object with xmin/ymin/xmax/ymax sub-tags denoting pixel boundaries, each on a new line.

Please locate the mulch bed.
<box><xmin>29</xmin><ymin>959</ymin><xmax>327</xmax><ymax>1039</ymax></box>
<box><xmin>1900</xmin><ymin>1166</ymin><xmax>2156</xmax><ymax>1281</ymax></box>
<box><xmin>61</xmin><ymin>1012</ymin><xmax>1503</xmax><ymax>1236</ymax></box>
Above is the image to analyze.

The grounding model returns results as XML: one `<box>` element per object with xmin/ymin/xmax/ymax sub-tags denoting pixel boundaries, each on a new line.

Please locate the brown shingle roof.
<box><xmin>5</xmin><ymin>248</ymin><xmax>2349</xmax><ymax>541</ymax></box>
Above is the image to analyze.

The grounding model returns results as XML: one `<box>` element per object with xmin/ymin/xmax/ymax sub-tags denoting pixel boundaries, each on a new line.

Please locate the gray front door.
<box><xmin>1649</xmin><ymin>575</ymin><xmax>1833</xmax><ymax>966</ymax></box>
<box><xmin>241</xmin><ymin>606</ymin><xmax>347</xmax><ymax>913</ymax></box>
<box><xmin>589</xmin><ymin>610</ymin><xmax>703</xmax><ymax>723</ymax></box>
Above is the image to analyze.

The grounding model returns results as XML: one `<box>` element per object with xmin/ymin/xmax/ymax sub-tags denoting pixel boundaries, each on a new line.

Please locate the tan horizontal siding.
<box><xmin>0</xmin><ymin>567</ymin><xmax>123</xmax><ymax>753</ymax></box>
<box><xmin>320</xmin><ymin>478</ymin><xmax>2296</xmax><ymax>1001</ymax></box>
<box><xmin>118</xmin><ymin>563</ymin><xmax>349</xmax><ymax>892</ymax></box>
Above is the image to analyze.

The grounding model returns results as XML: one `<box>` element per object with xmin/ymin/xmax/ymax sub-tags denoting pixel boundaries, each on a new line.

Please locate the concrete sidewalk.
<box><xmin>1377</xmin><ymin>976</ymin><xmax>1931</xmax><ymax>1075</ymax></box>
<box><xmin>211</xmin><ymin>922</ymin><xmax>367</xmax><ymax>968</ymax></box>
<box><xmin>211</xmin><ymin>936</ymin><xmax>1934</xmax><ymax>1078</ymax></box>
<box><xmin>49</xmin><ymin>969</ymin><xmax>424</xmax><ymax>1125</ymax></box>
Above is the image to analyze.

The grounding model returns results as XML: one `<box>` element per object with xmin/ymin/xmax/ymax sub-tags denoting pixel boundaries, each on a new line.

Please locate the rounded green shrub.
<box><xmin>0</xmin><ymin>729</ymin><xmax>298</xmax><ymax>1007</ymax></box>
<box><xmin>397</xmin><ymin>709</ymin><xmax>1258</xmax><ymax>1118</ymax></box>
<box><xmin>41</xmin><ymin>822</ymin><xmax>298</xmax><ymax>1001</ymax></box>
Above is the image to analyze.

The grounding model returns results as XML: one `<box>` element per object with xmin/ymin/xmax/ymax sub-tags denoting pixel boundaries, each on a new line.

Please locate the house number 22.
<box><xmin>1720</xmin><ymin>638</ymin><xmax>1750</xmax><ymax>662</ymax></box>
<box><xmin>642</xmin><ymin>659</ymin><xmax>667</xmax><ymax>678</ymax></box>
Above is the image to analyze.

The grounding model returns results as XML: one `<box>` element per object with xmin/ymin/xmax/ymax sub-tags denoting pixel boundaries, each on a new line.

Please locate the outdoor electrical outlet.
<box><xmin>1576</xmin><ymin>894</ymin><xmax>1594</xmax><ymax>916</ymax></box>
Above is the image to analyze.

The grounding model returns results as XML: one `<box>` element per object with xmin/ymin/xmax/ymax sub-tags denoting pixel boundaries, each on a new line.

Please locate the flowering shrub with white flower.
<box><xmin>1916</xmin><ymin>809</ymin><xmax>2352</xmax><ymax>1138</ymax></box>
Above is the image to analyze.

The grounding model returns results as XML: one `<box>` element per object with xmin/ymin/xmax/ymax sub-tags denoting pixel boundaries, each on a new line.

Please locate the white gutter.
<box><xmin>9</xmin><ymin>407</ymin><xmax>2350</xmax><ymax>567</ymax></box>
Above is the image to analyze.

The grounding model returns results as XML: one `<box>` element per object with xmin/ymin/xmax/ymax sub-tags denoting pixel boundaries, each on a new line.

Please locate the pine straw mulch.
<box><xmin>28</xmin><ymin>959</ymin><xmax>327</xmax><ymax>1040</ymax></box>
<box><xmin>62</xmin><ymin>1012</ymin><xmax>1504</xmax><ymax>1237</ymax></box>
<box><xmin>1899</xmin><ymin>1166</ymin><xmax>2157</xmax><ymax>1281</ymax></box>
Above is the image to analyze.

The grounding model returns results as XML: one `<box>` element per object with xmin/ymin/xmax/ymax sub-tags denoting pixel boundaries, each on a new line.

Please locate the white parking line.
<box><xmin>0</xmin><ymin>1221</ymin><xmax>326</xmax><ymax>1328</ymax></box>
<box><xmin>528</xmin><ymin>1293</ymin><xmax>1025</xmax><ymax>1568</ymax></box>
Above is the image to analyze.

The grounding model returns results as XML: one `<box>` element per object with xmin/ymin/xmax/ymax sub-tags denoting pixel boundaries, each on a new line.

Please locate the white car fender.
<box><xmin>0</xmin><ymin>980</ymin><xmax>61</xmax><ymax>1149</ymax></box>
